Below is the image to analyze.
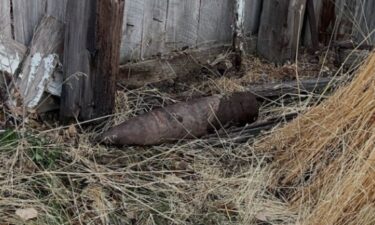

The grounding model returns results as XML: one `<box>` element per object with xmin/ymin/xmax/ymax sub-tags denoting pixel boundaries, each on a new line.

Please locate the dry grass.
<box><xmin>0</xmin><ymin>85</ymin><xmax>294</xmax><ymax>225</ymax></box>
<box><xmin>255</xmin><ymin>53</ymin><xmax>375</xmax><ymax>225</ymax></box>
<box><xmin>0</xmin><ymin>45</ymin><xmax>371</xmax><ymax>224</ymax></box>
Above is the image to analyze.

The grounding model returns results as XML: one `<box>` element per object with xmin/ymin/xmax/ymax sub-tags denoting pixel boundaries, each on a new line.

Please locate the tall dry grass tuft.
<box><xmin>256</xmin><ymin>53</ymin><xmax>375</xmax><ymax>224</ymax></box>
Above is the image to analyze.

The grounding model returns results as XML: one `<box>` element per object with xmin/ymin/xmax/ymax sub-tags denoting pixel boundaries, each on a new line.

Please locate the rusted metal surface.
<box><xmin>100</xmin><ymin>92</ymin><xmax>259</xmax><ymax>146</ymax></box>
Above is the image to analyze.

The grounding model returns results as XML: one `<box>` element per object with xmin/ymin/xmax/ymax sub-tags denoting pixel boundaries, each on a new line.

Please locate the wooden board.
<box><xmin>17</xmin><ymin>16</ymin><xmax>65</xmax><ymax>109</ymax></box>
<box><xmin>118</xmin><ymin>45</ymin><xmax>231</xmax><ymax>87</ymax></box>
<box><xmin>0</xmin><ymin>0</ymin><xmax>12</xmax><ymax>38</ymax></box>
<box><xmin>302</xmin><ymin>0</ymin><xmax>321</xmax><ymax>47</ymax></box>
<box><xmin>198</xmin><ymin>0</ymin><xmax>234</xmax><ymax>47</ymax></box>
<box><xmin>119</xmin><ymin>0</ymin><xmax>129</xmax><ymax>63</ymax></box>
<box><xmin>61</xmin><ymin>0</ymin><xmax>124</xmax><ymax>121</ymax></box>
<box><xmin>0</xmin><ymin>36</ymin><xmax>27</xmax><ymax>106</ymax></box>
<box><xmin>0</xmin><ymin>37</ymin><xmax>27</xmax><ymax>75</ymax></box>
<box><xmin>46</xmin><ymin>0</ymin><xmax>68</xmax><ymax>22</ymax></box>
<box><xmin>257</xmin><ymin>0</ymin><xmax>307</xmax><ymax>64</ymax></box>
<box><xmin>13</xmin><ymin>0</ymin><xmax>47</xmax><ymax>45</ymax></box>
<box><xmin>354</xmin><ymin>0</ymin><xmax>375</xmax><ymax>44</ymax></box>
<box><xmin>233</xmin><ymin>0</ymin><xmax>246</xmax><ymax>69</ymax></box>
<box><xmin>335</xmin><ymin>0</ymin><xmax>356</xmax><ymax>41</ymax></box>
<box><xmin>120</xmin><ymin>0</ymin><xmax>145</xmax><ymax>62</ymax></box>
<box><xmin>141</xmin><ymin>0</ymin><xmax>168</xmax><ymax>59</ymax></box>
<box><xmin>165</xmin><ymin>0</ymin><xmax>201</xmax><ymax>51</ymax></box>
<box><xmin>244</xmin><ymin>0</ymin><xmax>262</xmax><ymax>35</ymax></box>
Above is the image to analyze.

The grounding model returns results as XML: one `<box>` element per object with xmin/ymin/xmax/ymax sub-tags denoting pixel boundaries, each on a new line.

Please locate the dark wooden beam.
<box><xmin>248</xmin><ymin>77</ymin><xmax>335</xmax><ymax>99</ymax></box>
<box><xmin>60</xmin><ymin>0</ymin><xmax>125</xmax><ymax>121</ymax></box>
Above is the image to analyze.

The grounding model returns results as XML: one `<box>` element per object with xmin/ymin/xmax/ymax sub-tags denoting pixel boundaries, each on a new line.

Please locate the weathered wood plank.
<box><xmin>165</xmin><ymin>0</ymin><xmax>201</xmax><ymax>51</ymax></box>
<box><xmin>354</xmin><ymin>0</ymin><xmax>375</xmax><ymax>44</ymax></box>
<box><xmin>0</xmin><ymin>37</ymin><xmax>27</xmax><ymax>100</ymax></box>
<box><xmin>118</xmin><ymin>45</ymin><xmax>231</xmax><ymax>88</ymax></box>
<box><xmin>46</xmin><ymin>0</ymin><xmax>68</xmax><ymax>22</ymax></box>
<box><xmin>0</xmin><ymin>37</ymin><xmax>25</xmax><ymax>108</ymax></box>
<box><xmin>244</xmin><ymin>0</ymin><xmax>262</xmax><ymax>35</ymax></box>
<box><xmin>249</xmin><ymin>77</ymin><xmax>335</xmax><ymax>99</ymax></box>
<box><xmin>233</xmin><ymin>0</ymin><xmax>246</xmax><ymax>69</ymax></box>
<box><xmin>302</xmin><ymin>0</ymin><xmax>323</xmax><ymax>47</ymax></box>
<box><xmin>335</xmin><ymin>0</ymin><xmax>356</xmax><ymax>41</ymax></box>
<box><xmin>119</xmin><ymin>0</ymin><xmax>129</xmax><ymax>63</ymax></box>
<box><xmin>141</xmin><ymin>0</ymin><xmax>168</xmax><ymax>59</ymax></box>
<box><xmin>198</xmin><ymin>0</ymin><xmax>234</xmax><ymax>46</ymax></box>
<box><xmin>0</xmin><ymin>0</ymin><xmax>12</xmax><ymax>38</ymax></box>
<box><xmin>17</xmin><ymin>16</ymin><xmax>64</xmax><ymax>109</ymax></box>
<box><xmin>120</xmin><ymin>0</ymin><xmax>145</xmax><ymax>62</ymax></box>
<box><xmin>257</xmin><ymin>0</ymin><xmax>307</xmax><ymax>64</ymax></box>
<box><xmin>0</xmin><ymin>37</ymin><xmax>27</xmax><ymax>76</ymax></box>
<box><xmin>61</xmin><ymin>0</ymin><xmax>125</xmax><ymax>121</ymax></box>
<box><xmin>13</xmin><ymin>0</ymin><xmax>47</xmax><ymax>45</ymax></box>
<box><xmin>305</xmin><ymin>0</ymin><xmax>319</xmax><ymax>50</ymax></box>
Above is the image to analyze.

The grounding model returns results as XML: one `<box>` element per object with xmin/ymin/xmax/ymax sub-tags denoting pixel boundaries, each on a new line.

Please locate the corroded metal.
<box><xmin>100</xmin><ymin>92</ymin><xmax>259</xmax><ymax>146</ymax></box>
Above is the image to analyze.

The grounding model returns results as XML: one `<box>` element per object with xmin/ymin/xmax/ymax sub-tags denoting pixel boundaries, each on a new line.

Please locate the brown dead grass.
<box><xmin>0</xmin><ymin>48</ymin><xmax>371</xmax><ymax>224</ymax></box>
<box><xmin>0</xmin><ymin>86</ymin><xmax>291</xmax><ymax>225</ymax></box>
<box><xmin>255</xmin><ymin>53</ymin><xmax>375</xmax><ymax>225</ymax></box>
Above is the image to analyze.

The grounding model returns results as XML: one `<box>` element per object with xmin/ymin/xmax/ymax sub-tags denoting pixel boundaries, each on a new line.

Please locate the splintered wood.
<box><xmin>0</xmin><ymin>38</ymin><xmax>27</xmax><ymax>76</ymax></box>
<box><xmin>17</xmin><ymin>16</ymin><xmax>64</xmax><ymax>109</ymax></box>
<box><xmin>0</xmin><ymin>38</ymin><xmax>27</xmax><ymax>101</ymax></box>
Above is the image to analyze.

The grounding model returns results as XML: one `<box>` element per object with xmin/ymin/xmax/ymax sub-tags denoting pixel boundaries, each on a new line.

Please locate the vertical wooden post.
<box><xmin>233</xmin><ymin>0</ymin><xmax>246</xmax><ymax>70</ymax></box>
<box><xmin>60</xmin><ymin>0</ymin><xmax>125</xmax><ymax>121</ymax></box>
<box><xmin>257</xmin><ymin>0</ymin><xmax>307</xmax><ymax>64</ymax></box>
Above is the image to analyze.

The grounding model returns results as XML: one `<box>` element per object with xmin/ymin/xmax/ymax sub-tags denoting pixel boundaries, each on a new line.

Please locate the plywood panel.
<box><xmin>0</xmin><ymin>0</ymin><xmax>12</xmax><ymax>38</ymax></box>
<box><xmin>141</xmin><ymin>0</ymin><xmax>168</xmax><ymax>58</ymax></box>
<box><xmin>198</xmin><ymin>0</ymin><xmax>234</xmax><ymax>46</ymax></box>
<box><xmin>13</xmin><ymin>0</ymin><xmax>47</xmax><ymax>45</ymax></box>
<box><xmin>165</xmin><ymin>0</ymin><xmax>201</xmax><ymax>51</ymax></box>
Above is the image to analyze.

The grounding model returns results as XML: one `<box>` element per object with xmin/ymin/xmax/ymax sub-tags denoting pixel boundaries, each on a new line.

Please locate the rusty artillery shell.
<box><xmin>100</xmin><ymin>92</ymin><xmax>259</xmax><ymax>146</ymax></box>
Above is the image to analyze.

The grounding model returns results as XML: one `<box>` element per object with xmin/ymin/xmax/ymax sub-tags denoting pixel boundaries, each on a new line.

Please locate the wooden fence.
<box><xmin>1</xmin><ymin>0</ymin><xmax>375</xmax><ymax>121</ymax></box>
<box><xmin>1</xmin><ymin>0</ymin><xmax>375</xmax><ymax>64</ymax></box>
<box><xmin>120</xmin><ymin>0</ymin><xmax>262</xmax><ymax>62</ymax></box>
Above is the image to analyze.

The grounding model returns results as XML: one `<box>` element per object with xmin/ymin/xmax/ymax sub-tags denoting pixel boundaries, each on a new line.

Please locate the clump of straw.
<box><xmin>257</xmin><ymin>53</ymin><xmax>375</xmax><ymax>224</ymax></box>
